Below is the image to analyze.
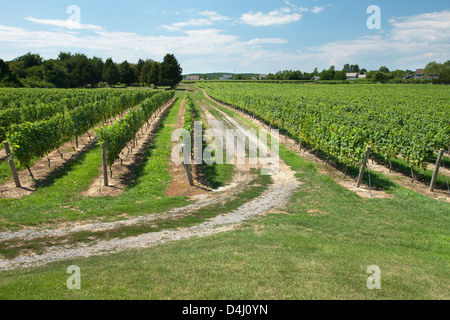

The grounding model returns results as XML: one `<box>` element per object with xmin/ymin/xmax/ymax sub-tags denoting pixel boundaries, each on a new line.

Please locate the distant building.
<box><xmin>311</xmin><ymin>76</ymin><xmax>320</xmax><ymax>81</ymax></box>
<box><xmin>346</xmin><ymin>73</ymin><xmax>359</xmax><ymax>80</ymax></box>
<box><xmin>185</xmin><ymin>75</ymin><xmax>200</xmax><ymax>81</ymax></box>
<box><xmin>358</xmin><ymin>74</ymin><xmax>367</xmax><ymax>79</ymax></box>
<box><xmin>219</xmin><ymin>75</ymin><xmax>233</xmax><ymax>80</ymax></box>
<box><xmin>414</xmin><ymin>69</ymin><xmax>424</xmax><ymax>79</ymax></box>
<box><xmin>259</xmin><ymin>74</ymin><xmax>268</xmax><ymax>80</ymax></box>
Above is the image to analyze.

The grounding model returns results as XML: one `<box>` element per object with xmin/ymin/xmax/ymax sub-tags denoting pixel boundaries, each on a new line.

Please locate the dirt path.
<box><xmin>165</xmin><ymin>98</ymin><xmax>211</xmax><ymax>198</ymax></box>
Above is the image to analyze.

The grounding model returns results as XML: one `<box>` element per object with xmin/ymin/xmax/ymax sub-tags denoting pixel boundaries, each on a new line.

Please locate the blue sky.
<box><xmin>0</xmin><ymin>0</ymin><xmax>449</xmax><ymax>73</ymax></box>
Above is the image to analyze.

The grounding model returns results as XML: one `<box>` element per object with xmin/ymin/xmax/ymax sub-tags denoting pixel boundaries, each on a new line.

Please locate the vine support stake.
<box><xmin>3</xmin><ymin>141</ymin><xmax>21</xmax><ymax>187</ymax></box>
<box><xmin>181</xmin><ymin>143</ymin><xmax>194</xmax><ymax>187</ymax></box>
<box><xmin>356</xmin><ymin>146</ymin><xmax>372</xmax><ymax>188</ymax></box>
<box><xmin>430</xmin><ymin>149</ymin><xmax>444</xmax><ymax>192</ymax></box>
<box><xmin>102</xmin><ymin>142</ymin><xmax>108</xmax><ymax>187</ymax></box>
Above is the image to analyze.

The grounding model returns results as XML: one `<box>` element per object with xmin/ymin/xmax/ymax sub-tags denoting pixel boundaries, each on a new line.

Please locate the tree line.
<box><xmin>0</xmin><ymin>52</ymin><xmax>183</xmax><ymax>89</ymax></box>
<box><xmin>267</xmin><ymin>61</ymin><xmax>450</xmax><ymax>83</ymax></box>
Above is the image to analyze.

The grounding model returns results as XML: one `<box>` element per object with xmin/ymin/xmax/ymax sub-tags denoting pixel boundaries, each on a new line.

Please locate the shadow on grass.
<box><xmin>373</xmin><ymin>152</ymin><xmax>448</xmax><ymax>190</ymax></box>
<box><xmin>125</xmin><ymin>106</ymin><xmax>174</xmax><ymax>191</ymax></box>
<box><xmin>31</xmin><ymin>139</ymin><xmax>99</xmax><ymax>190</ymax></box>
<box><xmin>201</xmin><ymin>163</ymin><xmax>224</xmax><ymax>189</ymax></box>
<box><xmin>120</xmin><ymin>101</ymin><xmax>176</xmax><ymax>189</ymax></box>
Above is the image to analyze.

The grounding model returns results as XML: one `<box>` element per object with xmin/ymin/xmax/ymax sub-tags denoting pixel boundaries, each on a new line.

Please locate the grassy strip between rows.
<box><xmin>190</xmin><ymin>87</ymin><xmax>234</xmax><ymax>189</ymax></box>
<box><xmin>0</xmin><ymin>85</ymin><xmax>448</xmax><ymax>299</ymax></box>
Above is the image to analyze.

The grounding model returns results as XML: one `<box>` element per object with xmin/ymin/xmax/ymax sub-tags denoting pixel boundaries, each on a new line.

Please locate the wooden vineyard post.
<box><xmin>102</xmin><ymin>142</ymin><xmax>108</xmax><ymax>187</ymax></box>
<box><xmin>3</xmin><ymin>141</ymin><xmax>21</xmax><ymax>187</ymax></box>
<box><xmin>356</xmin><ymin>146</ymin><xmax>372</xmax><ymax>188</ymax></box>
<box><xmin>181</xmin><ymin>143</ymin><xmax>194</xmax><ymax>187</ymax></box>
<box><xmin>430</xmin><ymin>149</ymin><xmax>444</xmax><ymax>192</ymax></box>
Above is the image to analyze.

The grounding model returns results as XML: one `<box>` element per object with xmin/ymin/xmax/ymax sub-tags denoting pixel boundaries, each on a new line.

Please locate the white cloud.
<box><xmin>173</xmin><ymin>18</ymin><xmax>213</xmax><ymax>28</ymax></box>
<box><xmin>389</xmin><ymin>10</ymin><xmax>450</xmax><ymax>43</ymax></box>
<box><xmin>25</xmin><ymin>17</ymin><xmax>103</xmax><ymax>31</ymax></box>
<box><xmin>198</xmin><ymin>10</ymin><xmax>230</xmax><ymax>22</ymax></box>
<box><xmin>311</xmin><ymin>6</ymin><xmax>325</xmax><ymax>14</ymax></box>
<box><xmin>247</xmin><ymin>38</ymin><xmax>287</xmax><ymax>45</ymax></box>
<box><xmin>160</xmin><ymin>25</ymin><xmax>183</xmax><ymax>32</ymax></box>
<box><xmin>239</xmin><ymin>3</ymin><xmax>327</xmax><ymax>27</ymax></box>
<box><xmin>160</xmin><ymin>10</ymin><xmax>230</xmax><ymax>32</ymax></box>
<box><xmin>284</xmin><ymin>1</ymin><xmax>309</xmax><ymax>12</ymax></box>
<box><xmin>240</xmin><ymin>9</ymin><xmax>302</xmax><ymax>27</ymax></box>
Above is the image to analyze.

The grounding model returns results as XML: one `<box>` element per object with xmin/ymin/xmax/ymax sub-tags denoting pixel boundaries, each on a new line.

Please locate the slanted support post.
<box><xmin>356</xmin><ymin>146</ymin><xmax>372</xmax><ymax>188</ymax></box>
<box><xmin>3</xmin><ymin>141</ymin><xmax>21</xmax><ymax>187</ymax></box>
<box><xmin>430</xmin><ymin>149</ymin><xmax>444</xmax><ymax>192</ymax></box>
<box><xmin>181</xmin><ymin>143</ymin><xmax>194</xmax><ymax>187</ymax></box>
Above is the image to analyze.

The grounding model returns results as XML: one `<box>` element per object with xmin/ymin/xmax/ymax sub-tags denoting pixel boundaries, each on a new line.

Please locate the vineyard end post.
<box><xmin>3</xmin><ymin>141</ymin><xmax>21</xmax><ymax>188</ymax></box>
<box><xmin>181</xmin><ymin>143</ymin><xmax>194</xmax><ymax>187</ymax></box>
<box><xmin>430</xmin><ymin>149</ymin><xmax>444</xmax><ymax>192</ymax></box>
<box><xmin>356</xmin><ymin>146</ymin><xmax>372</xmax><ymax>188</ymax></box>
<box><xmin>102</xmin><ymin>142</ymin><xmax>109</xmax><ymax>187</ymax></box>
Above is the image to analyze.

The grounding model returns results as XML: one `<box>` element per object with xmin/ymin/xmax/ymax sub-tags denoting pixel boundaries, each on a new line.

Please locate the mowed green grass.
<box><xmin>0</xmin><ymin>94</ymin><xmax>448</xmax><ymax>299</ymax></box>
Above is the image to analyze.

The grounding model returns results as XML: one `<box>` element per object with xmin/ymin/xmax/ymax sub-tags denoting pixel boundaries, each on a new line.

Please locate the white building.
<box><xmin>185</xmin><ymin>75</ymin><xmax>200</xmax><ymax>81</ymax></box>
<box><xmin>219</xmin><ymin>75</ymin><xmax>233</xmax><ymax>80</ymax></box>
<box><xmin>346</xmin><ymin>73</ymin><xmax>359</xmax><ymax>80</ymax></box>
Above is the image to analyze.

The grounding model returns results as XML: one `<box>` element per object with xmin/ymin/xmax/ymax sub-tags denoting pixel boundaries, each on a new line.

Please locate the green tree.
<box><xmin>58</xmin><ymin>52</ymin><xmax>72</xmax><ymax>62</ymax></box>
<box><xmin>379</xmin><ymin>66</ymin><xmax>390</xmax><ymax>73</ymax></box>
<box><xmin>17</xmin><ymin>52</ymin><xmax>44</xmax><ymax>69</ymax></box>
<box><xmin>438</xmin><ymin>68</ymin><xmax>450</xmax><ymax>83</ymax></box>
<box><xmin>136</xmin><ymin>59</ymin><xmax>145</xmax><ymax>83</ymax></box>
<box><xmin>43</xmin><ymin>60</ymin><xmax>69</xmax><ymax>88</ymax></box>
<box><xmin>91</xmin><ymin>57</ymin><xmax>104</xmax><ymax>86</ymax></box>
<box><xmin>103</xmin><ymin>58</ymin><xmax>120</xmax><ymax>87</ymax></box>
<box><xmin>350</xmin><ymin>64</ymin><xmax>360</xmax><ymax>73</ymax></box>
<box><xmin>140</xmin><ymin>60</ymin><xmax>153</xmax><ymax>86</ymax></box>
<box><xmin>103</xmin><ymin>58</ymin><xmax>113</xmax><ymax>81</ymax></box>
<box><xmin>73</xmin><ymin>58</ymin><xmax>97</xmax><ymax>88</ymax></box>
<box><xmin>119</xmin><ymin>60</ymin><xmax>136</xmax><ymax>86</ymax></box>
<box><xmin>372</xmin><ymin>72</ymin><xmax>389</xmax><ymax>83</ymax></box>
<box><xmin>149</xmin><ymin>62</ymin><xmax>161</xmax><ymax>88</ymax></box>
<box><xmin>161</xmin><ymin>54</ymin><xmax>183</xmax><ymax>89</ymax></box>
<box><xmin>334</xmin><ymin>71</ymin><xmax>347</xmax><ymax>80</ymax></box>
<box><xmin>320</xmin><ymin>69</ymin><xmax>333</xmax><ymax>81</ymax></box>
<box><xmin>0</xmin><ymin>59</ymin><xmax>21</xmax><ymax>87</ymax></box>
